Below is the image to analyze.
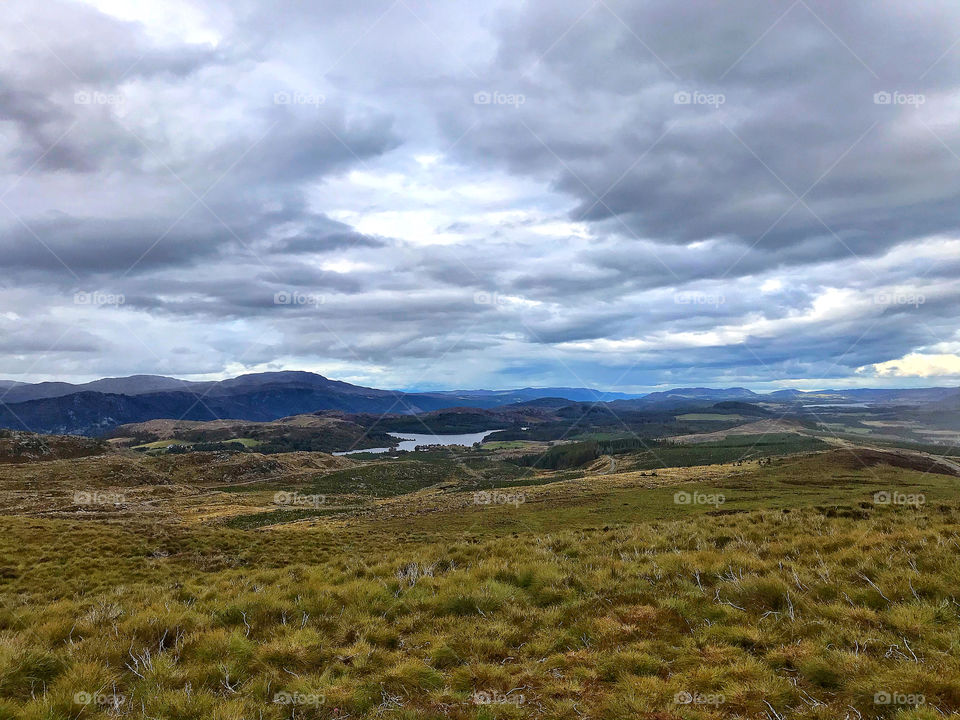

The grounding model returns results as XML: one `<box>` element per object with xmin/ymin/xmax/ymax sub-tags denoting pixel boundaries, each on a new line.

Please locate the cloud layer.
<box><xmin>1</xmin><ymin>0</ymin><xmax>959</xmax><ymax>390</ymax></box>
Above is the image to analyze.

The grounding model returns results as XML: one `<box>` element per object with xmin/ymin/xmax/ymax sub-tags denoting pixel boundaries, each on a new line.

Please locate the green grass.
<box><xmin>221</xmin><ymin>507</ymin><xmax>350</xmax><ymax>529</ymax></box>
<box><xmin>676</xmin><ymin>413</ymin><xmax>748</xmax><ymax>421</ymax></box>
<box><xmin>224</xmin><ymin>438</ymin><xmax>263</xmax><ymax>448</ymax></box>
<box><xmin>132</xmin><ymin>439</ymin><xmax>184</xmax><ymax>450</ymax></box>
<box><xmin>3</xmin><ymin>502</ymin><xmax>960</xmax><ymax>717</ymax></box>
<box><xmin>867</xmin><ymin>439</ymin><xmax>960</xmax><ymax>457</ymax></box>
<box><xmin>134</xmin><ymin>437</ymin><xmax>263</xmax><ymax>454</ymax></box>
<box><xmin>300</xmin><ymin>460</ymin><xmax>456</xmax><ymax>497</ymax></box>
<box><xmin>627</xmin><ymin>433</ymin><xmax>831</xmax><ymax>469</ymax></box>
<box><xmin>1</xmin><ymin>448</ymin><xmax>959</xmax><ymax>718</ymax></box>
<box><xmin>366</xmin><ymin>451</ymin><xmax>960</xmax><ymax>537</ymax></box>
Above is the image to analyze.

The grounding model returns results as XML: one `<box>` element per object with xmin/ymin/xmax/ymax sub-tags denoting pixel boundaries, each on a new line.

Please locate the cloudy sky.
<box><xmin>2</xmin><ymin>0</ymin><xmax>960</xmax><ymax>391</ymax></box>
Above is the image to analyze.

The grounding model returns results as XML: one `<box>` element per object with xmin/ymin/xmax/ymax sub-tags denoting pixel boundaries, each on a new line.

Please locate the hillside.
<box><xmin>0</xmin><ymin>429</ymin><xmax>107</xmax><ymax>464</ymax></box>
<box><xmin>110</xmin><ymin>414</ymin><xmax>398</xmax><ymax>455</ymax></box>
<box><xmin>0</xmin><ymin>372</ymin><xmax>646</xmax><ymax>435</ymax></box>
<box><xmin>2</xmin><ymin>372</ymin><xmax>959</xmax><ymax>438</ymax></box>
<box><xmin>1</xmin><ymin>435</ymin><xmax>959</xmax><ymax>718</ymax></box>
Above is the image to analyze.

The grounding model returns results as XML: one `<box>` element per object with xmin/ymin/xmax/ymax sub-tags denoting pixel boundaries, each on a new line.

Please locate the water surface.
<box><xmin>334</xmin><ymin>429</ymin><xmax>499</xmax><ymax>455</ymax></box>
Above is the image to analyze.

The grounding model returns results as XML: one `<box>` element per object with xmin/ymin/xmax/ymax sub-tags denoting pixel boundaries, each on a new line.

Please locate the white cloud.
<box><xmin>3</xmin><ymin>0</ymin><xmax>960</xmax><ymax>391</ymax></box>
<box><xmin>859</xmin><ymin>353</ymin><xmax>960</xmax><ymax>378</ymax></box>
<box><xmin>79</xmin><ymin>0</ymin><xmax>222</xmax><ymax>45</ymax></box>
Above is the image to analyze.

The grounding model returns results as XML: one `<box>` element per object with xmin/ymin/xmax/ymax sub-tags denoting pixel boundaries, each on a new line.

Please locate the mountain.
<box><xmin>207</xmin><ymin>371</ymin><xmax>394</xmax><ymax>397</ymax></box>
<box><xmin>421</xmin><ymin>387</ymin><xmax>644</xmax><ymax>403</ymax></box>
<box><xmin>0</xmin><ymin>372</ymin><xmax>956</xmax><ymax>436</ymax></box>
<box><xmin>641</xmin><ymin>387</ymin><xmax>759</xmax><ymax>402</ymax></box>
<box><xmin>503</xmin><ymin>397</ymin><xmax>585</xmax><ymax>409</ymax></box>
<box><xmin>0</xmin><ymin>372</ymin><xmax>650</xmax><ymax>435</ymax></box>
<box><xmin>606</xmin><ymin>387</ymin><xmax>761</xmax><ymax>409</ymax></box>
<box><xmin>0</xmin><ymin>375</ymin><xmax>209</xmax><ymax>403</ymax></box>
<box><xmin>767</xmin><ymin>388</ymin><xmax>960</xmax><ymax>405</ymax></box>
<box><xmin>766</xmin><ymin>389</ymin><xmax>807</xmax><ymax>399</ymax></box>
<box><xmin>0</xmin><ymin>372</ymin><xmax>632</xmax><ymax>435</ymax></box>
<box><xmin>711</xmin><ymin>401</ymin><xmax>774</xmax><ymax>416</ymax></box>
<box><xmin>0</xmin><ymin>372</ymin><xmax>640</xmax><ymax>406</ymax></box>
<box><xmin>0</xmin><ymin>386</ymin><xmax>452</xmax><ymax>436</ymax></box>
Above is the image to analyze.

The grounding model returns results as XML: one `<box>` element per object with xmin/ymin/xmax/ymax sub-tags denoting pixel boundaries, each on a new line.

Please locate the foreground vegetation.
<box><xmin>0</xmin><ymin>441</ymin><xmax>959</xmax><ymax>719</ymax></box>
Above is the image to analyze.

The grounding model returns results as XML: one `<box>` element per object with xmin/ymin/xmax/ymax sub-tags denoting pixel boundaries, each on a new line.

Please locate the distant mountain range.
<box><xmin>0</xmin><ymin>371</ymin><xmax>956</xmax><ymax>436</ymax></box>
<box><xmin>0</xmin><ymin>372</ymin><xmax>648</xmax><ymax>435</ymax></box>
<box><xmin>609</xmin><ymin>386</ymin><xmax>960</xmax><ymax>407</ymax></box>
<box><xmin>0</xmin><ymin>374</ymin><xmax>644</xmax><ymax>405</ymax></box>
<box><xmin>420</xmin><ymin>386</ymin><xmax>640</xmax><ymax>403</ymax></box>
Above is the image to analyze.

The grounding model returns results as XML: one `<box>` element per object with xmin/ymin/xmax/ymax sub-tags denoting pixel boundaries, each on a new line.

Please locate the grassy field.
<box><xmin>481</xmin><ymin>441</ymin><xmax>540</xmax><ymax>450</ymax></box>
<box><xmin>131</xmin><ymin>439</ymin><xmax>184</xmax><ymax>451</ymax></box>
<box><xmin>133</xmin><ymin>438</ymin><xmax>264</xmax><ymax>454</ymax></box>
<box><xmin>0</xmin><ymin>442</ymin><xmax>959</xmax><ymax>719</ymax></box>
<box><xmin>619</xmin><ymin>434</ymin><xmax>831</xmax><ymax>470</ymax></box>
<box><xmin>675</xmin><ymin>413</ymin><xmax>748</xmax><ymax>421</ymax></box>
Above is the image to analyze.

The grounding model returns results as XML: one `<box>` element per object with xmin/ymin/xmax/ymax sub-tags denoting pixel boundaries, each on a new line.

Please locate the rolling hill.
<box><xmin>1</xmin><ymin>371</ymin><xmax>957</xmax><ymax>436</ymax></box>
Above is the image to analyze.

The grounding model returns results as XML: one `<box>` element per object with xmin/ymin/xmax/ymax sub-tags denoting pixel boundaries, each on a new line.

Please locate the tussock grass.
<box><xmin>1</xmin><ymin>451</ymin><xmax>960</xmax><ymax>717</ymax></box>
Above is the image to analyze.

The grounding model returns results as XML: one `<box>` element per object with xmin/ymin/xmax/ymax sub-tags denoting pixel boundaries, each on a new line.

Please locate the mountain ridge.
<box><xmin>0</xmin><ymin>371</ymin><xmax>957</xmax><ymax>436</ymax></box>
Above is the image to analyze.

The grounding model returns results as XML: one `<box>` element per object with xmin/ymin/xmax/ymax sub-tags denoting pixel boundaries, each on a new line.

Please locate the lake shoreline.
<box><xmin>333</xmin><ymin>429</ymin><xmax>500</xmax><ymax>455</ymax></box>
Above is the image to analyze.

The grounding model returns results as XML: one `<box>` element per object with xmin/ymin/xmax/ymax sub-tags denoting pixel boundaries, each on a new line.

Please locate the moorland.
<box><xmin>1</xmin><ymin>376</ymin><xmax>959</xmax><ymax>718</ymax></box>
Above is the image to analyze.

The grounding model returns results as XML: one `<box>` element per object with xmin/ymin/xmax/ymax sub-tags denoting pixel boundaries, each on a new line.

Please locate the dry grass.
<box><xmin>0</xmin><ymin>448</ymin><xmax>958</xmax><ymax>718</ymax></box>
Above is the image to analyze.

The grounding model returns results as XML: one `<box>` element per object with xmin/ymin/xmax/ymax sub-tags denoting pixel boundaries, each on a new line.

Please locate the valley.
<box><xmin>1</xmin><ymin>375</ymin><xmax>959</xmax><ymax>718</ymax></box>
<box><xmin>8</xmin><ymin>2</ymin><xmax>960</xmax><ymax>717</ymax></box>
<box><xmin>1</xmin><ymin>427</ymin><xmax>959</xmax><ymax>718</ymax></box>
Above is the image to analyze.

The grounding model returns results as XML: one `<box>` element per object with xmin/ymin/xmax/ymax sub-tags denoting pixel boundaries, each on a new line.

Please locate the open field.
<box><xmin>0</xmin><ymin>437</ymin><xmax>959</xmax><ymax>719</ymax></box>
<box><xmin>9</xmin><ymin>1</ymin><xmax>960</xmax><ymax>716</ymax></box>
<box><xmin>675</xmin><ymin>413</ymin><xmax>749</xmax><ymax>422</ymax></box>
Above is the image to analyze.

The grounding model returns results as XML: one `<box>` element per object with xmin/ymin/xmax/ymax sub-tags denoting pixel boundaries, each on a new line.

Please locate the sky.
<box><xmin>1</xmin><ymin>0</ymin><xmax>960</xmax><ymax>392</ymax></box>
